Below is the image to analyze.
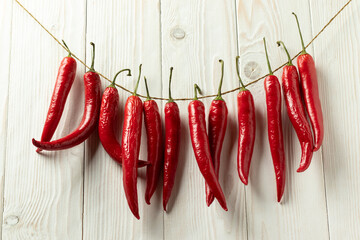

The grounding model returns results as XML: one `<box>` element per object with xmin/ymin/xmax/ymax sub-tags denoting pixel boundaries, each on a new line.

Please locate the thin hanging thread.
<box><xmin>14</xmin><ymin>0</ymin><xmax>353</xmax><ymax>101</ymax></box>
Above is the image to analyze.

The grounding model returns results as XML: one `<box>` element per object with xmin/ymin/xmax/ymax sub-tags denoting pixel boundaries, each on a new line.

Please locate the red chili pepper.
<box><xmin>235</xmin><ymin>56</ymin><xmax>256</xmax><ymax>186</ymax></box>
<box><xmin>188</xmin><ymin>84</ymin><xmax>227</xmax><ymax>211</ymax></box>
<box><xmin>32</xmin><ymin>42</ymin><xmax>101</xmax><ymax>151</ymax></box>
<box><xmin>293</xmin><ymin>13</ymin><xmax>324</xmax><ymax>151</ymax></box>
<box><xmin>205</xmin><ymin>60</ymin><xmax>228</xmax><ymax>206</ymax></box>
<box><xmin>98</xmin><ymin>69</ymin><xmax>149</xmax><ymax>168</ymax></box>
<box><xmin>36</xmin><ymin>40</ymin><xmax>76</xmax><ymax>152</ymax></box>
<box><xmin>277</xmin><ymin>41</ymin><xmax>314</xmax><ymax>172</ymax></box>
<box><xmin>163</xmin><ymin>67</ymin><xmax>181</xmax><ymax>211</ymax></box>
<box><xmin>263</xmin><ymin>38</ymin><xmax>286</xmax><ymax>202</ymax></box>
<box><xmin>143</xmin><ymin>77</ymin><xmax>163</xmax><ymax>204</ymax></box>
<box><xmin>121</xmin><ymin>64</ymin><xmax>143</xmax><ymax>219</ymax></box>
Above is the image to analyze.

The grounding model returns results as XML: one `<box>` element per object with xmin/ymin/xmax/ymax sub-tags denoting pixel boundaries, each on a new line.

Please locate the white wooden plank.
<box><xmin>2</xmin><ymin>0</ymin><xmax>86</xmax><ymax>239</ymax></box>
<box><xmin>83</xmin><ymin>0</ymin><xmax>163</xmax><ymax>239</ymax></box>
<box><xmin>309</xmin><ymin>0</ymin><xmax>360</xmax><ymax>239</ymax></box>
<box><xmin>236</xmin><ymin>0</ymin><xmax>329</xmax><ymax>239</ymax></box>
<box><xmin>161</xmin><ymin>0</ymin><xmax>247</xmax><ymax>239</ymax></box>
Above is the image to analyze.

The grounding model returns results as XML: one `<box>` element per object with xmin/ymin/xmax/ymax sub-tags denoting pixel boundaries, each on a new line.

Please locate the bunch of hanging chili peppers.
<box><xmin>33</xmin><ymin>12</ymin><xmax>323</xmax><ymax>218</ymax></box>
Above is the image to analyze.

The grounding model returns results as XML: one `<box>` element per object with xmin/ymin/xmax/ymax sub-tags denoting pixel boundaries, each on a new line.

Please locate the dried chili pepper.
<box><xmin>121</xmin><ymin>64</ymin><xmax>143</xmax><ymax>219</ymax></box>
<box><xmin>32</xmin><ymin>42</ymin><xmax>101</xmax><ymax>151</ymax></box>
<box><xmin>263</xmin><ymin>38</ymin><xmax>285</xmax><ymax>202</ymax></box>
<box><xmin>205</xmin><ymin>60</ymin><xmax>228</xmax><ymax>206</ymax></box>
<box><xmin>163</xmin><ymin>67</ymin><xmax>181</xmax><ymax>211</ymax></box>
<box><xmin>36</xmin><ymin>40</ymin><xmax>76</xmax><ymax>152</ymax></box>
<box><xmin>143</xmin><ymin>77</ymin><xmax>163</xmax><ymax>205</ymax></box>
<box><xmin>188</xmin><ymin>84</ymin><xmax>227</xmax><ymax>211</ymax></box>
<box><xmin>277</xmin><ymin>41</ymin><xmax>314</xmax><ymax>172</ymax></box>
<box><xmin>98</xmin><ymin>69</ymin><xmax>149</xmax><ymax>168</ymax></box>
<box><xmin>293</xmin><ymin>12</ymin><xmax>324</xmax><ymax>151</ymax></box>
<box><xmin>235</xmin><ymin>56</ymin><xmax>256</xmax><ymax>186</ymax></box>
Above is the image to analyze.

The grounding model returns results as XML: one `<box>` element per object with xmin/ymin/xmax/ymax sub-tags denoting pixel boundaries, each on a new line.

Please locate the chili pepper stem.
<box><xmin>263</xmin><ymin>38</ymin><xmax>273</xmax><ymax>75</ymax></box>
<box><xmin>110</xmin><ymin>69</ymin><xmax>132</xmax><ymax>88</ymax></box>
<box><xmin>292</xmin><ymin>12</ymin><xmax>307</xmax><ymax>55</ymax></box>
<box><xmin>133</xmin><ymin>64</ymin><xmax>142</xmax><ymax>96</ymax></box>
<box><xmin>144</xmin><ymin>76</ymin><xmax>151</xmax><ymax>101</ymax></box>
<box><xmin>194</xmin><ymin>84</ymin><xmax>202</xmax><ymax>100</ymax></box>
<box><xmin>236</xmin><ymin>56</ymin><xmax>246</xmax><ymax>91</ymax></box>
<box><xmin>214</xmin><ymin>60</ymin><xmax>225</xmax><ymax>101</ymax></box>
<box><xmin>62</xmin><ymin>40</ymin><xmax>72</xmax><ymax>57</ymax></box>
<box><xmin>277</xmin><ymin>41</ymin><xmax>293</xmax><ymax>66</ymax></box>
<box><xmin>88</xmin><ymin>42</ymin><xmax>96</xmax><ymax>72</ymax></box>
<box><xmin>168</xmin><ymin>67</ymin><xmax>174</xmax><ymax>102</ymax></box>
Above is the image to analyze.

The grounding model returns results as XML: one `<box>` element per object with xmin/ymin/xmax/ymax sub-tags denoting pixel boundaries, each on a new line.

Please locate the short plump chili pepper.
<box><xmin>205</xmin><ymin>60</ymin><xmax>228</xmax><ymax>206</ymax></box>
<box><xmin>98</xmin><ymin>69</ymin><xmax>149</xmax><ymax>168</ymax></box>
<box><xmin>277</xmin><ymin>41</ymin><xmax>314</xmax><ymax>172</ymax></box>
<box><xmin>188</xmin><ymin>84</ymin><xmax>228</xmax><ymax>211</ymax></box>
<box><xmin>32</xmin><ymin>42</ymin><xmax>101</xmax><ymax>151</ymax></box>
<box><xmin>36</xmin><ymin>40</ymin><xmax>77</xmax><ymax>152</ymax></box>
<box><xmin>235</xmin><ymin>56</ymin><xmax>256</xmax><ymax>186</ymax></box>
<box><xmin>163</xmin><ymin>67</ymin><xmax>181</xmax><ymax>211</ymax></box>
<box><xmin>263</xmin><ymin>38</ymin><xmax>286</xmax><ymax>202</ymax></box>
<box><xmin>121</xmin><ymin>64</ymin><xmax>143</xmax><ymax>219</ymax></box>
<box><xmin>293</xmin><ymin>12</ymin><xmax>324</xmax><ymax>152</ymax></box>
<box><xmin>143</xmin><ymin>77</ymin><xmax>163</xmax><ymax>205</ymax></box>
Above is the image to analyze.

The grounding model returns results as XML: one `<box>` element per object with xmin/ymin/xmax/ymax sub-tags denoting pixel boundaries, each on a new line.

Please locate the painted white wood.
<box><xmin>309</xmin><ymin>0</ymin><xmax>360</xmax><ymax>239</ymax></box>
<box><xmin>83</xmin><ymin>0</ymin><xmax>163</xmax><ymax>239</ymax></box>
<box><xmin>236</xmin><ymin>0</ymin><xmax>329</xmax><ymax>239</ymax></box>
<box><xmin>2</xmin><ymin>0</ymin><xmax>86</xmax><ymax>239</ymax></box>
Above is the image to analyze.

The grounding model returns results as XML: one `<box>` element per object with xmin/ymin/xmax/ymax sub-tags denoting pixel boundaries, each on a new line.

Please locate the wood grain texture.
<box><xmin>309</xmin><ymin>0</ymin><xmax>360</xmax><ymax>239</ymax></box>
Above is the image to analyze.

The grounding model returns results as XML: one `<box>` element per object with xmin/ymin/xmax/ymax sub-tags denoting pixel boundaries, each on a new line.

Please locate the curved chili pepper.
<box><xmin>143</xmin><ymin>77</ymin><xmax>163</xmax><ymax>204</ymax></box>
<box><xmin>98</xmin><ymin>69</ymin><xmax>149</xmax><ymax>168</ymax></box>
<box><xmin>293</xmin><ymin>13</ymin><xmax>324</xmax><ymax>152</ymax></box>
<box><xmin>188</xmin><ymin>84</ymin><xmax>227</xmax><ymax>211</ymax></box>
<box><xmin>235</xmin><ymin>56</ymin><xmax>256</xmax><ymax>186</ymax></box>
<box><xmin>277</xmin><ymin>41</ymin><xmax>314</xmax><ymax>172</ymax></box>
<box><xmin>121</xmin><ymin>64</ymin><xmax>143</xmax><ymax>219</ymax></box>
<box><xmin>163</xmin><ymin>67</ymin><xmax>181</xmax><ymax>211</ymax></box>
<box><xmin>32</xmin><ymin>42</ymin><xmax>101</xmax><ymax>151</ymax></box>
<box><xmin>263</xmin><ymin>38</ymin><xmax>286</xmax><ymax>202</ymax></box>
<box><xmin>36</xmin><ymin>40</ymin><xmax>76</xmax><ymax>152</ymax></box>
<box><xmin>205</xmin><ymin>60</ymin><xmax>228</xmax><ymax>206</ymax></box>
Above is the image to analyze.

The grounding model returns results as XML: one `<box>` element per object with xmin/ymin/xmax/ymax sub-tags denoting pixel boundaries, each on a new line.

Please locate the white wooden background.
<box><xmin>0</xmin><ymin>0</ymin><xmax>359</xmax><ymax>239</ymax></box>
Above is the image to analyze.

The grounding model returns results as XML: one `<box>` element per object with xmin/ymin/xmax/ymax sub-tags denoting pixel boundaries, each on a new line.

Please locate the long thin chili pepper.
<box><xmin>263</xmin><ymin>38</ymin><xmax>286</xmax><ymax>202</ymax></box>
<box><xmin>121</xmin><ymin>64</ymin><xmax>143</xmax><ymax>219</ymax></box>
<box><xmin>32</xmin><ymin>42</ymin><xmax>101</xmax><ymax>150</ymax></box>
<box><xmin>188</xmin><ymin>84</ymin><xmax>227</xmax><ymax>211</ymax></box>
<box><xmin>163</xmin><ymin>67</ymin><xmax>181</xmax><ymax>211</ymax></box>
<box><xmin>235</xmin><ymin>56</ymin><xmax>256</xmax><ymax>186</ymax></box>
<box><xmin>205</xmin><ymin>60</ymin><xmax>228</xmax><ymax>206</ymax></box>
<box><xmin>277</xmin><ymin>41</ymin><xmax>314</xmax><ymax>172</ymax></box>
<box><xmin>293</xmin><ymin>12</ymin><xmax>324</xmax><ymax>152</ymax></box>
<box><xmin>98</xmin><ymin>69</ymin><xmax>149</xmax><ymax>168</ymax></box>
<box><xmin>143</xmin><ymin>77</ymin><xmax>163</xmax><ymax>204</ymax></box>
<box><xmin>36</xmin><ymin>40</ymin><xmax>76</xmax><ymax>152</ymax></box>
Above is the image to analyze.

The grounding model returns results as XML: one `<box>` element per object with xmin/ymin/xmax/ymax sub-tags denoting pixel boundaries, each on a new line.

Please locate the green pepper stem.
<box><xmin>263</xmin><ymin>37</ymin><xmax>273</xmax><ymax>75</ymax></box>
<box><xmin>277</xmin><ymin>41</ymin><xmax>293</xmax><ymax>66</ymax></box>
<box><xmin>144</xmin><ymin>76</ymin><xmax>151</xmax><ymax>101</ymax></box>
<box><xmin>62</xmin><ymin>40</ymin><xmax>71</xmax><ymax>57</ymax></box>
<box><xmin>194</xmin><ymin>84</ymin><xmax>202</xmax><ymax>100</ymax></box>
<box><xmin>215</xmin><ymin>59</ymin><xmax>225</xmax><ymax>100</ymax></box>
<box><xmin>236</xmin><ymin>56</ymin><xmax>246</xmax><ymax>90</ymax></box>
<box><xmin>168</xmin><ymin>67</ymin><xmax>174</xmax><ymax>102</ymax></box>
<box><xmin>110</xmin><ymin>69</ymin><xmax>132</xmax><ymax>87</ymax></box>
<box><xmin>133</xmin><ymin>64</ymin><xmax>142</xmax><ymax>95</ymax></box>
<box><xmin>88</xmin><ymin>42</ymin><xmax>96</xmax><ymax>72</ymax></box>
<box><xmin>292</xmin><ymin>12</ymin><xmax>307</xmax><ymax>54</ymax></box>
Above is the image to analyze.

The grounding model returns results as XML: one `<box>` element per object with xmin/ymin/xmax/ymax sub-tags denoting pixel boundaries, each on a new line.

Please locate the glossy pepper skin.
<box><xmin>163</xmin><ymin>67</ymin><xmax>181</xmax><ymax>211</ymax></box>
<box><xmin>188</xmin><ymin>84</ymin><xmax>227</xmax><ymax>211</ymax></box>
<box><xmin>293</xmin><ymin>13</ymin><xmax>324</xmax><ymax>151</ymax></box>
<box><xmin>235</xmin><ymin>56</ymin><xmax>256</xmax><ymax>185</ymax></box>
<box><xmin>263</xmin><ymin>38</ymin><xmax>286</xmax><ymax>202</ymax></box>
<box><xmin>33</xmin><ymin>43</ymin><xmax>101</xmax><ymax>151</ymax></box>
<box><xmin>143</xmin><ymin>77</ymin><xmax>163</xmax><ymax>205</ymax></box>
<box><xmin>205</xmin><ymin>60</ymin><xmax>228</xmax><ymax>206</ymax></box>
<box><xmin>277</xmin><ymin>41</ymin><xmax>314</xmax><ymax>172</ymax></box>
<box><xmin>36</xmin><ymin>41</ymin><xmax>76</xmax><ymax>152</ymax></box>
<box><xmin>121</xmin><ymin>65</ymin><xmax>143</xmax><ymax>219</ymax></box>
<box><xmin>98</xmin><ymin>70</ymin><xmax>149</xmax><ymax>168</ymax></box>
